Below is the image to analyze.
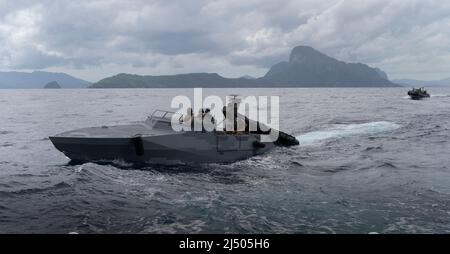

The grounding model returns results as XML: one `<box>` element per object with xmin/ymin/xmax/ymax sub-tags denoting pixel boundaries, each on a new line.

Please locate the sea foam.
<box><xmin>297</xmin><ymin>121</ymin><xmax>401</xmax><ymax>146</ymax></box>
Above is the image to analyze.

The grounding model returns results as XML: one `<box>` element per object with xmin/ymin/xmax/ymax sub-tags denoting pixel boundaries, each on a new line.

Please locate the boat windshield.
<box><xmin>149</xmin><ymin>110</ymin><xmax>182</xmax><ymax>123</ymax></box>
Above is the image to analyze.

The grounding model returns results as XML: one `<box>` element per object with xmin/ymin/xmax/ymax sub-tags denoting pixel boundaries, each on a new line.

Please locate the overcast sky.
<box><xmin>1</xmin><ymin>0</ymin><xmax>449</xmax><ymax>82</ymax></box>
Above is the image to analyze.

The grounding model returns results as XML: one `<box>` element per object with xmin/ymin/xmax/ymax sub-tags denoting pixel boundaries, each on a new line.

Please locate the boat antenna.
<box><xmin>228</xmin><ymin>94</ymin><xmax>241</xmax><ymax>104</ymax></box>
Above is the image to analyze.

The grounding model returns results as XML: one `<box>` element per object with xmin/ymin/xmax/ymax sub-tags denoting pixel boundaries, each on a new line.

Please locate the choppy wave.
<box><xmin>297</xmin><ymin>121</ymin><xmax>401</xmax><ymax>146</ymax></box>
<box><xmin>0</xmin><ymin>182</ymin><xmax>71</xmax><ymax>197</ymax></box>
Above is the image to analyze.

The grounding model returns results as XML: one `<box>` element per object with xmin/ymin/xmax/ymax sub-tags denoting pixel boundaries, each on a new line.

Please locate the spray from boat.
<box><xmin>297</xmin><ymin>121</ymin><xmax>401</xmax><ymax>146</ymax></box>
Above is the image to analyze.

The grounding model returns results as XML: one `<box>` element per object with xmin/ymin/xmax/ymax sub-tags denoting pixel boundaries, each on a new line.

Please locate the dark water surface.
<box><xmin>0</xmin><ymin>88</ymin><xmax>449</xmax><ymax>233</ymax></box>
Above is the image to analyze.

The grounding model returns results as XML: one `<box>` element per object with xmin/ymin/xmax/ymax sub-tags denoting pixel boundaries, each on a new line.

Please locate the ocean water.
<box><xmin>0</xmin><ymin>88</ymin><xmax>450</xmax><ymax>233</ymax></box>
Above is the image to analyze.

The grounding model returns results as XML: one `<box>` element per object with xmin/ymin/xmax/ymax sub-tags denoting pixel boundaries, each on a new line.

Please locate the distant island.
<box><xmin>44</xmin><ymin>81</ymin><xmax>61</xmax><ymax>89</ymax></box>
<box><xmin>90</xmin><ymin>45</ymin><xmax>398</xmax><ymax>88</ymax></box>
<box><xmin>0</xmin><ymin>71</ymin><xmax>90</xmax><ymax>89</ymax></box>
<box><xmin>8</xmin><ymin>46</ymin><xmax>445</xmax><ymax>89</ymax></box>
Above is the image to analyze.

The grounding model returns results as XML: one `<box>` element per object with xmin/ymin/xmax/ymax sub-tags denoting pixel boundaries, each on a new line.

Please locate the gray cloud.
<box><xmin>1</xmin><ymin>0</ymin><xmax>450</xmax><ymax>81</ymax></box>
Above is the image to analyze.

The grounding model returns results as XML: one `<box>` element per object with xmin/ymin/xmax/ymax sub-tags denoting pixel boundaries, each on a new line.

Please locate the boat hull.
<box><xmin>408</xmin><ymin>94</ymin><xmax>430</xmax><ymax>100</ymax></box>
<box><xmin>50</xmin><ymin>132</ymin><xmax>274</xmax><ymax>164</ymax></box>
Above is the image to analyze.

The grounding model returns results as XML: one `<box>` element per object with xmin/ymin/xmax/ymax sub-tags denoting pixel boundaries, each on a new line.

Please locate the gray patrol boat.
<box><xmin>49</xmin><ymin>108</ymin><xmax>299</xmax><ymax>164</ymax></box>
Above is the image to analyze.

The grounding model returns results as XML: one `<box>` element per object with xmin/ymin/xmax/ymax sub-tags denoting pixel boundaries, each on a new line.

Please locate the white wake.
<box><xmin>431</xmin><ymin>94</ymin><xmax>450</xmax><ymax>98</ymax></box>
<box><xmin>297</xmin><ymin>121</ymin><xmax>401</xmax><ymax>146</ymax></box>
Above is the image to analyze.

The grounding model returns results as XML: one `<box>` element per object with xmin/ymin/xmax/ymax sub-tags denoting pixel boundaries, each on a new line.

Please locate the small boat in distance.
<box><xmin>408</xmin><ymin>87</ymin><xmax>430</xmax><ymax>100</ymax></box>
